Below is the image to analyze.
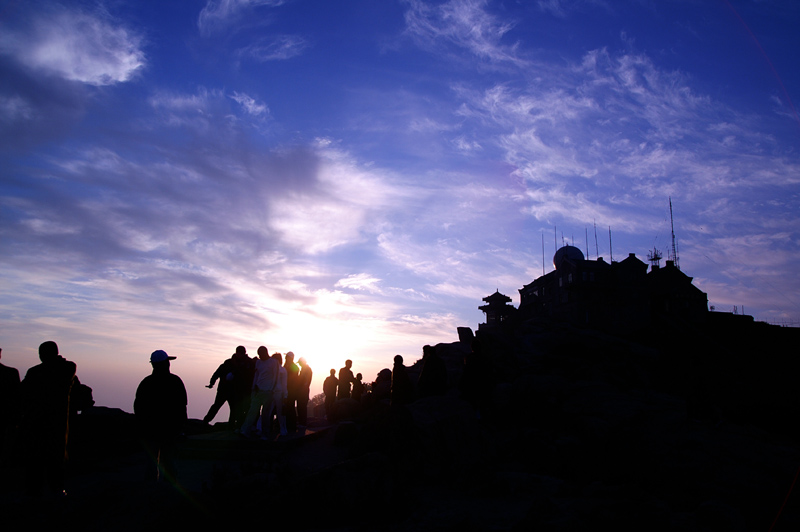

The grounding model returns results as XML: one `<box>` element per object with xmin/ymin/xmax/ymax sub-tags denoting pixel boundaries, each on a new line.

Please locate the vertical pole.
<box><xmin>594</xmin><ymin>221</ymin><xmax>599</xmax><ymax>259</ymax></box>
<box><xmin>670</xmin><ymin>197</ymin><xmax>679</xmax><ymax>270</ymax></box>
<box><xmin>585</xmin><ymin>227</ymin><xmax>589</xmax><ymax>259</ymax></box>
<box><xmin>542</xmin><ymin>233</ymin><xmax>545</xmax><ymax>276</ymax></box>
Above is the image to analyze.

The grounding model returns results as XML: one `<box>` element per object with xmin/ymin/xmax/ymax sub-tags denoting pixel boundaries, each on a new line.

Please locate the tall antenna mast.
<box><xmin>669</xmin><ymin>197</ymin><xmax>680</xmax><ymax>270</ymax></box>
<box><xmin>594</xmin><ymin>221</ymin><xmax>599</xmax><ymax>259</ymax></box>
<box><xmin>608</xmin><ymin>226</ymin><xmax>613</xmax><ymax>262</ymax></box>
<box><xmin>541</xmin><ymin>233</ymin><xmax>545</xmax><ymax>276</ymax></box>
<box><xmin>585</xmin><ymin>227</ymin><xmax>589</xmax><ymax>259</ymax></box>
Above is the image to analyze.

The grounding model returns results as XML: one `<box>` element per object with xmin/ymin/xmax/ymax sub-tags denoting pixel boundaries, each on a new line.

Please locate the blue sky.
<box><xmin>1</xmin><ymin>0</ymin><xmax>799</xmax><ymax>418</ymax></box>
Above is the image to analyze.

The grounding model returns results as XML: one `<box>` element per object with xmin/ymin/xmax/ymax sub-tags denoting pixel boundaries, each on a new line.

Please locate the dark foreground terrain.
<box><xmin>2</xmin><ymin>321</ymin><xmax>799</xmax><ymax>531</ymax></box>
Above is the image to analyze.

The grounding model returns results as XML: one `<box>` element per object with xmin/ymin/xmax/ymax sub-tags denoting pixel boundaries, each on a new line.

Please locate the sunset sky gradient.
<box><xmin>1</xmin><ymin>0</ymin><xmax>799</xmax><ymax>418</ymax></box>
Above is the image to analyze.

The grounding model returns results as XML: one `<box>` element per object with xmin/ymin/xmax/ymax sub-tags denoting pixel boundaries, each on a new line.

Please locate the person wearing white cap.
<box><xmin>134</xmin><ymin>349</ymin><xmax>187</xmax><ymax>483</ymax></box>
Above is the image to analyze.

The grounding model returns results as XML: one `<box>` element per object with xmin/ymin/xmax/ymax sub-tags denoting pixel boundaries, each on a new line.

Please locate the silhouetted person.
<box><xmin>69</xmin><ymin>376</ymin><xmax>94</xmax><ymax>415</ymax></box>
<box><xmin>230</xmin><ymin>346</ymin><xmax>255</xmax><ymax>429</ymax></box>
<box><xmin>271</xmin><ymin>352</ymin><xmax>288</xmax><ymax>437</ymax></box>
<box><xmin>391</xmin><ymin>355</ymin><xmax>413</xmax><ymax>408</ymax></box>
<box><xmin>203</xmin><ymin>351</ymin><xmax>238</xmax><ymax>425</ymax></box>
<box><xmin>134</xmin><ymin>350</ymin><xmax>187</xmax><ymax>483</ymax></box>
<box><xmin>389</xmin><ymin>356</ymin><xmax>415</xmax><ymax>468</ymax></box>
<box><xmin>323</xmin><ymin>369</ymin><xmax>338</xmax><ymax>422</ymax></box>
<box><xmin>338</xmin><ymin>359</ymin><xmax>354</xmax><ymax>399</ymax></box>
<box><xmin>372</xmin><ymin>368</ymin><xmax>392</xmax><ymax>404</ymax></box>
<box><xmin>418</xmin><ymin>344</ymin><xmax>447</xmax><ymax>398</ymax></box>
<box><xmin>239</xmin><ymin>346</ymin><xmax>278</xmax><ymax>438</ymax></box>
<box><xmin>0</xmin><ymin>348</ymin><xmax>20</xmax><ymax>470</ymax></box>
<box><xmin>352</xmin><ymin>372</ymin><xmax>365</xmax><ymax>402</ymax></box>
<box><xmin>284</xmin><ymin>351</ymin><xmax>300</xmax><ymax>432</ymax></box>
<box><xmin>19</xmin><ymin>341</ymin><xmax>76</xmax><ymax>498</ymax></box>
<box><xmin>296</xmin><ymin>357</ymin><xmax>312</xmax><ymax>428</ymax></box>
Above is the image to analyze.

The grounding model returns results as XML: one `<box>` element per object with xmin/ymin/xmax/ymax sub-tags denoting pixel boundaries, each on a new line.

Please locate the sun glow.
<box><xmin>255</xmin><ymin>290</ymin><xmax>402</xmax><ymax>396</ymax></box>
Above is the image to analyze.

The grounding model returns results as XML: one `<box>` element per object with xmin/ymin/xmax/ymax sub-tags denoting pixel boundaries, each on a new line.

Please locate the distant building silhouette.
<box><xmin>478</xmin><ymin>291</ymin><xmax>515</xmax><ymax>330</ymax></box>
<box><xmin>480</xmin><ymin>245</ymin><xmax>709</xmax><ymax>332</ymax></box>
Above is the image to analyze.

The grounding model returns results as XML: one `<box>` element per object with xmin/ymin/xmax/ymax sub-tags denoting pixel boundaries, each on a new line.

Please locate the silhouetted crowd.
<box><xmin>217</xmin><ymin>346</ymin><xmax>312</xmax><ymax>439</ymax></box>
<box><xmin>1</xmin><ymin>339</ymin><xmax>467</xmax><ymax>499</ymax></box>
<box><xmin>319</xmin><ymin>345</ymin><xmax>451</xmax><ymax>423</ymax></box>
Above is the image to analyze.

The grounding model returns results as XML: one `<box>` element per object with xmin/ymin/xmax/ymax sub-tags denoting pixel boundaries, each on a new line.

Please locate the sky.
<box><xmin>1</xmin><ymin>0</ymin><xmax>799</xmax><ymax>419</ymax></box>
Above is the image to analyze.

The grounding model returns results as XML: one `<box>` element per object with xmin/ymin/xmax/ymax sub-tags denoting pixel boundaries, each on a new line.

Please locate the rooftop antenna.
<box><xmin>647</xmin><ymin>247</ymin><xmax>663</xmax><ymax>270</ymax></box>
<box><xmin>608</xmin><ymin>226</ymin><xmax>613</xmax><ymax>262</ymax></box>
<box><xmin>541</xmin><ymin>233</ymin><xmax>545</xmax><ymax>276</ymax></box>
<box><xmin>586</xmin><ymin>228</ymin><xmax>592</xmax><ymax>259</ymax></box>
<box><xmin>594</xmin><ymin>221</ymin><xmax>599</xmax><ymax>259</ymax></box>
<box><xmin>669</xmin><ymin>197</ymin><xmax>680</xmax><ymax>270</ymax></box>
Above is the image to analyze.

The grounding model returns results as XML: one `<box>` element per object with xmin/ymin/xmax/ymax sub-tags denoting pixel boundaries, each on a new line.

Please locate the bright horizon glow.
<box><xmin>2</xmin><ymin>1</ymin><xmax>799</xmax><ymax>419</ymax></box>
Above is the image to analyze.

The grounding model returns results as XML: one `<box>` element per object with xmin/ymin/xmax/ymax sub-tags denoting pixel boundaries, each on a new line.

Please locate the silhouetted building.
<box><xmin>513</xmin><ymin>245</ymin><xmax>708</xmax><ymax>332</ymax></box>
<box><xmin>647</xmin><ymin>259</ymin><xmax>709</xmax><ymax>324</ymax></box>
<box><xmin>478</xmin><ymin>290</ymin><xmax>516</xmax><ymax>330</ymax></box>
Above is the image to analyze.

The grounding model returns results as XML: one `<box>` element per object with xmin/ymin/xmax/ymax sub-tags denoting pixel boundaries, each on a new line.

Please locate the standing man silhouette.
<box><xmin>134</xmin><ymin>350</ymin><xmax>187</xmax><ymax>483</ymax></box>
<box><xmin>20</xmin><ymin>341</ymin><xmax>76</xmax><ymax>497</ymax></box>
<box><xmin>338</xmin><ymin>359</ymin><xmax>354</xmax><ymax>399</ymax></box>
<box><xmin>323</xmin><ymin>369</ymin><xmax>338</xmax><ymax>422</ymax></box>
<box><xmin>296</xmin><ymin>357</ymin><xmax>312</xmax><ymax>429</ymax></box>
<box><xmin>284</xmin><ymin>352</ymin><xmax>300</xmax><ymax>432</ymax></box>
<box><xmin>239</xmin><ymin>346</ymin><xmax>278</xmax><ymax>438</ymax></box>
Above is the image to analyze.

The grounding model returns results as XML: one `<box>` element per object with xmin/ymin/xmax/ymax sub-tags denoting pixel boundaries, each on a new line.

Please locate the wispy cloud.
<box><xmin>536</xmin><ymin>0</ymin><xmax>610</xmax><ymax>18</ymax></box>
<box><xmin>404</xmin><ymin>0</ymin><xmax>525</xmax><ymax>66</ymax></box>
<box><xmin>270</xmin><ymin>141</ymin><xmax>400</xmax><ymax>254</ymax></box>
<box><xmin>335</xmin><ymin>273</ymin><xmax>383</xmax><ymax>293</ymax></box>
<box><xmin>0</xmin><ymin>95</ymin><xmax>34</xmax><ymax>123</ymax></box>
<box><xmin>446</xmin><ymin>41</ymin><xmax>798</xmax><ymax>237</ymax></box>
<box><xmin>198</xmin><ymin>0</ymin><xmax>286</xmax><ymax>36</ymax></box>
<box><xmin>236</xmin><ymin>35</ymin><xmax>310</xmax><ymax>62</ymax></box>
<box><xmin>230</xmin><ymin>91</ymin><xmax>269</xmax><ymax>116</ymax></box>
<box><xmin>149</xmin><ymin>88</ymin><xmax>257</xmax><ymax>131</ymax></box>
<box><xmin>0</xmin><ymin>5</ymin><xmax>144</xmax><ymax>86</ymax></box>
<box><xmin>399</xmin><ymin>0</ymin><xmax>800</xmax><ymax>320</ymax></box>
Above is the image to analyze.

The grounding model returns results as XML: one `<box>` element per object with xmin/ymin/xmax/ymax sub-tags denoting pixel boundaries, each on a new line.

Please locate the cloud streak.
<box><xmin>0</xmin><ymin>5</ymin><xmax>144</xmax><ymax>86</ymax></box>
<box><xmin>198</xmin><ymin>0</ymin><xmax>286</xmax><ymax>36</ymax></box>
<box><xmin>404</xmin><ymin>0</ymin><xmax>525</xmax><ymax>67</ymax></box>
<box><xmin>236</xmin><ymin>35</ymin><xmax>310</xmax><ymax>62</ymax></box>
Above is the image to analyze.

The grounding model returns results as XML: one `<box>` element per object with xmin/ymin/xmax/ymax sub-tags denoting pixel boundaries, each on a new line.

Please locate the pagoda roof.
<box><xmin>482</xmin><ymin>290</ymin><xmax>512</xmax><ymax>303</ymax></box>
